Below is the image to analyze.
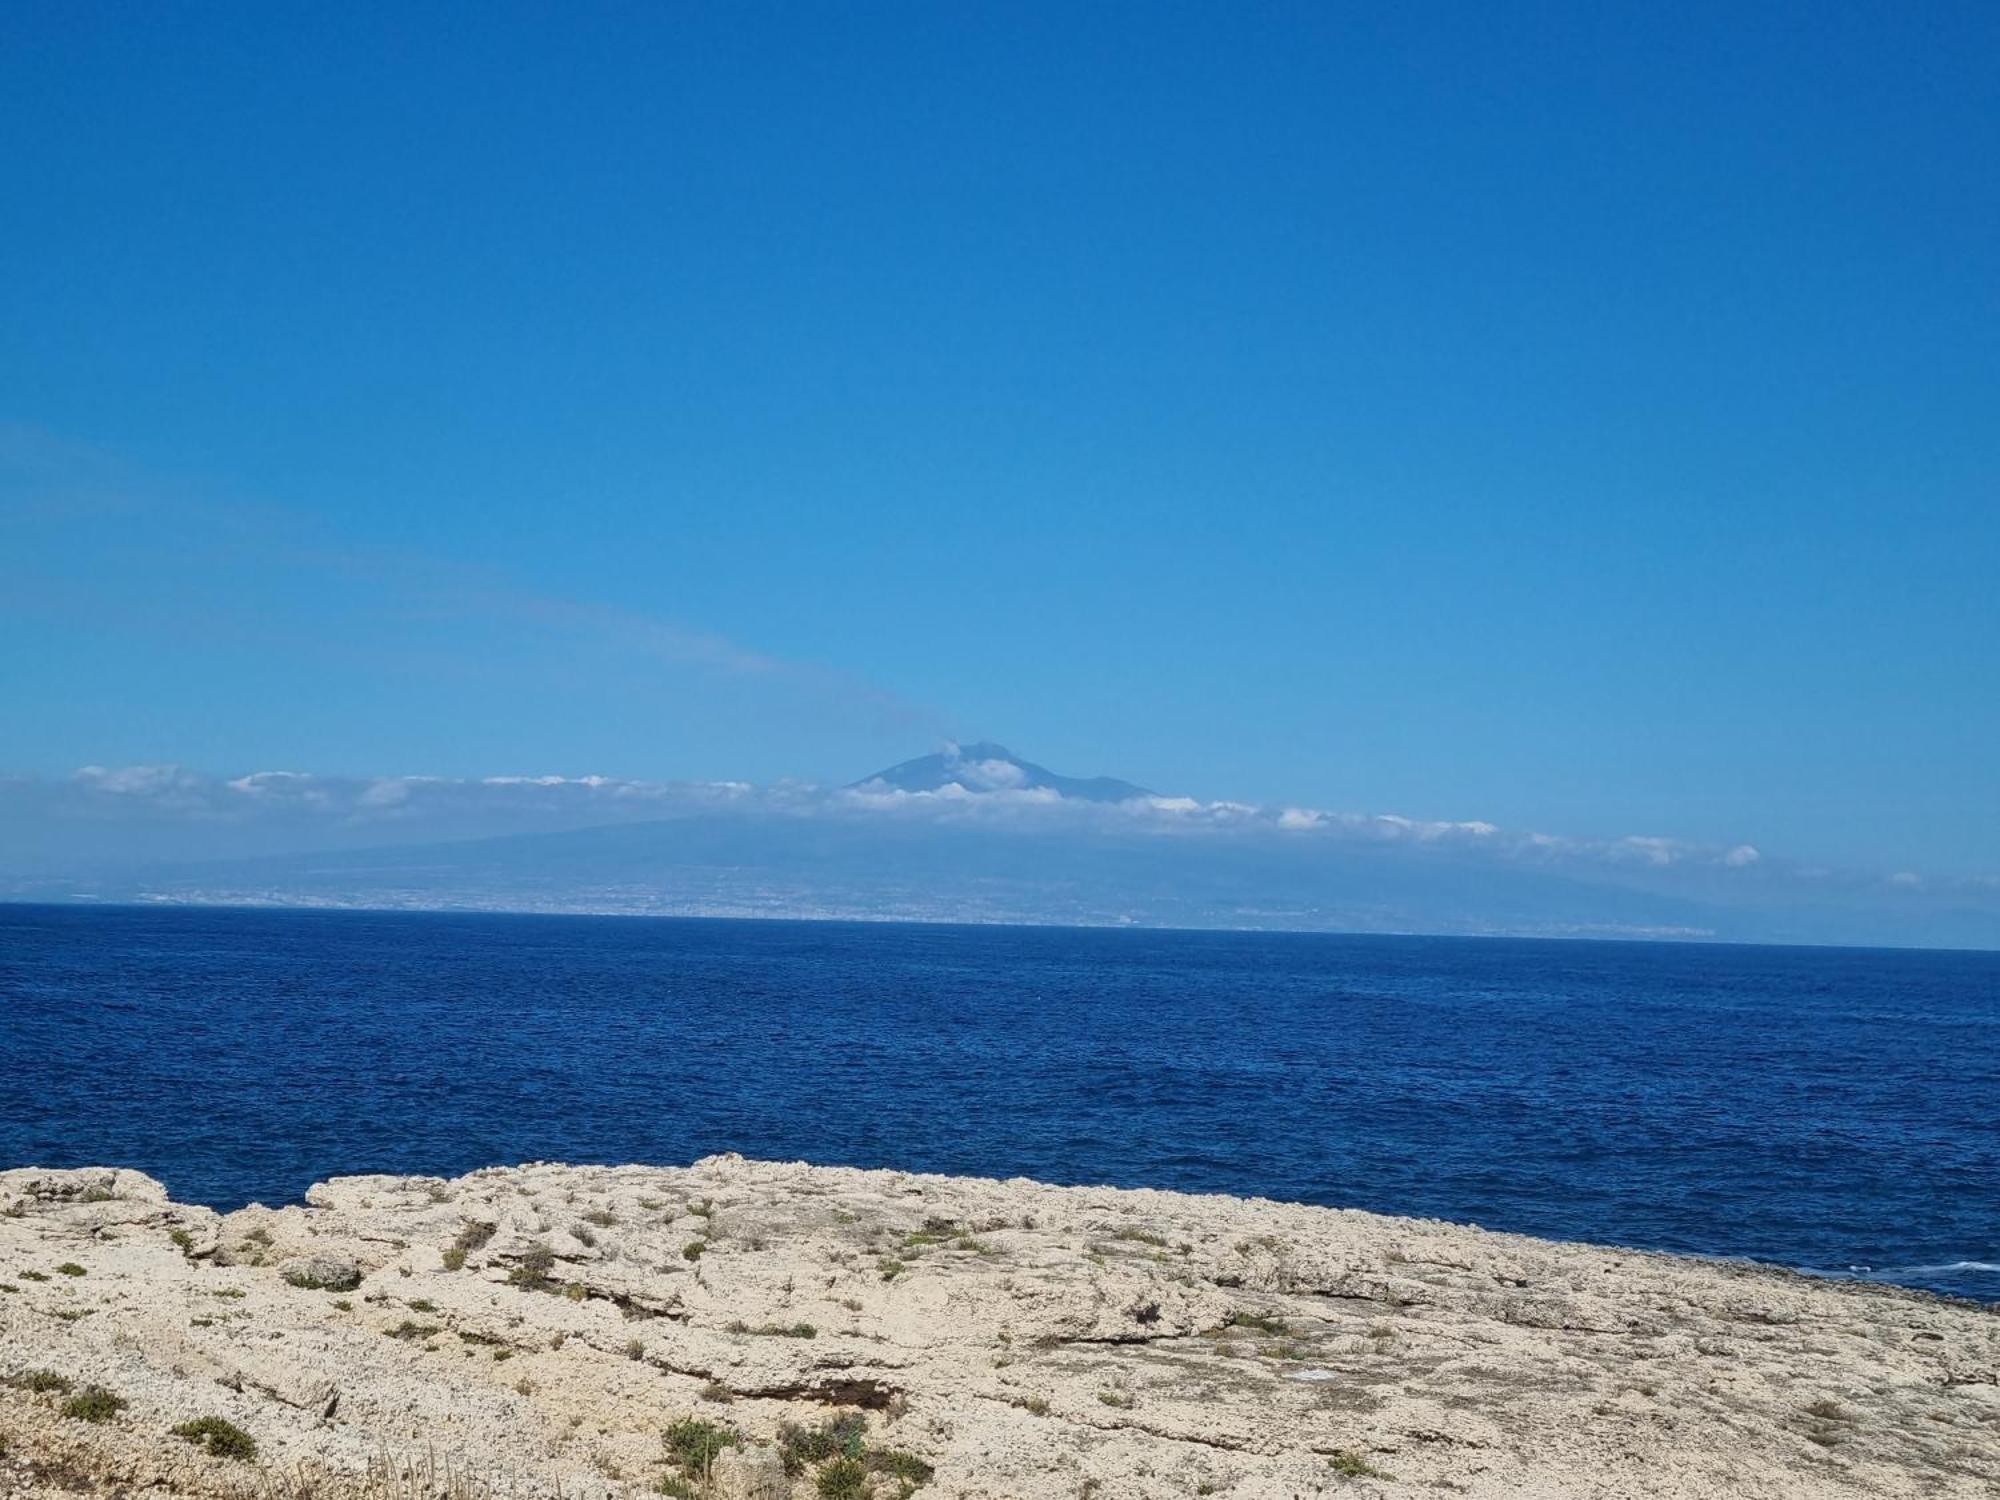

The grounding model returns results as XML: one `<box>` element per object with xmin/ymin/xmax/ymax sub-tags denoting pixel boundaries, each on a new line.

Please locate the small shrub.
<box><xmin>19</xmin><ymin>1270</ymin><xmax>49</xmax><ymax>1282</ymax></box>
<box><xmin>778</xmin><ymin>1413</ymin><xmax>867</xmax><ymax>1473</ymax></box>
<box><xmin>331</xmin><ymin>1299</ymin><xmax>352</xmax><ymax>1312</ymax></box>
<box><xmin>562</xmin><ymin>1281</ymin><xmax>588</xmax><ymax>1301</ymax></box>
<box><xmin>244</xmin><ymin>1228</ymin><xmax>273</xmax><ymax>1247</ymax></box>
<box><xmin>1222</xmin><ymin>1310</ymin><xmax>1286</xmax><ymax>1335</ymax></box>
<box><xmin>662</xmin><ymin>1416</ymin><xmax>739</xmax><ymax>1477</ymax></box>
<box><xmin>879</xmin><ymin>1259</ymin><xmax>905</xmax><ymax>1281</ymax></box>
<box><xmin>7</xmin><ymin>1369</ymin><xmax>71</xmax><ymax>1393</ymax></box>
<box><xmin>867</xmin><ymin>1448</ymin><xmax>936</xmax><ymax>1492</ymax></box>
<box><xmin>682</xmin><ymin>1240</ymin><xmax>706</xmax><ymax>1262</ymax></box>
<box><xmin>55</xmin><ymin>1263</ymin><xmax>86</xmax><ymax>1278</ymax></box>
<box><xmin>626</xmin><ymin>1338</ymin><xmax>646</xmax><ymax>1360</ymax></box>
<box><xmin>1097</xmin><ymin>1391</ymin><xmax>1132</xmax><ymax>1408</ymax></box>
<box><xmin>582</xmin><ymin>1209</ymin><xmax>617</xmax><ymax>1227</ymax></box>
<box><xmin>1328</xmin><ymin>1450</ymin><xmax>1391</xmax><ymax>1479</ymax></box>
<box><xmin>657</xmin><ymin>1480</ymin><xmax>698</xmax><ymax>1500</ymax></box>
<box><xmin>61</xmin><ymin>1385</ymin><xmax>127</xmax><ymax>1422</ymax></box>
<box><xmin>168</xmin><ymin>1229</ymin><xmax>194</xmax><ymax>1252</ymax></box>
<box><xmin>1018</xmin><ymin>1394</ymin><xmax>1051</xmax><ymax>1416</ymax></box>
<box><xmin>455</xmin><ymin>1220</ymin><xmax>498</xmax><ymax>1252</ymax></box>
<box><xmin>386</xmin><ymin>1320</ymin><xmax>440</xmax><ymax>1341</ymax></box>
<box><xmin>816</xmin><ymin>1457</ymin><xmax>868</xmax><ymax>1500</ymax></box>
<box><xmin>172</xmin><ymin>1415</ymin><xmax>257</xmax><ymax>1460</ymax></box>
<box><xmin>441</xmin><ymin>1247</ymin><xmax>467</xmax><ymax>1271</ymax></box>
<box><xmin>1110</xmin><ymin>1227</ymin><xmax>1166</xmax><ymax>1247</ymax></box>
<box><xmin>700</xmin><ymin>1380</ymin><xmax>734</xmax><ymax>1403</ymax></box>
<box><xmin>407</xmin><ymin>1299</ymin><xmax>436</xmax><ymax>1313</ymax></box>
<box><xmin>79</xmin><ymin>1185</ymin><xmax>116</xmax><ymax>1204</ymax></box>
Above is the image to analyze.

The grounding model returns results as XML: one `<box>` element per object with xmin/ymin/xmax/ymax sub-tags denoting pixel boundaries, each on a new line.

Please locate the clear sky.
<box><xmin>3</xmin><ymin>2</ymin><xmax>1995</xmax><ymax>879</ymax></box>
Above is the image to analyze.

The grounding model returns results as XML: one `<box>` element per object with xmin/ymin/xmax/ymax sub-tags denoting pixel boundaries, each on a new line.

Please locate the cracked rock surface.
<box><xmin>1</xmin><ymin>1157</ymin><xmax>1995</xmax><ymax>1499</ymax></box>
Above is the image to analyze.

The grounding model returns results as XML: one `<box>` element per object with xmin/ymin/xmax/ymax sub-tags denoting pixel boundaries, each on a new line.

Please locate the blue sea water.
<box><xmin>2</xmin><ymin>903</ymin><xmax>1995</xmax><ymax>1302</ymax></box>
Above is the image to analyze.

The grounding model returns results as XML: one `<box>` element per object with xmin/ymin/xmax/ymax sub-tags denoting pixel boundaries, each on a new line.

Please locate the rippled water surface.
<box><xmin>3</xmin><ymin>904</ymin><xmax>1995</xmax><ymax>1300</ymax></box>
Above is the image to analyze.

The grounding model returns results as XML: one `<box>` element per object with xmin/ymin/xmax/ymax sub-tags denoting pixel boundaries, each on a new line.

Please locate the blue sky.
<box><xmin>3</xmin><ymin>1</ymin><xmax>1995</xmax><ymax>880</ymax></box>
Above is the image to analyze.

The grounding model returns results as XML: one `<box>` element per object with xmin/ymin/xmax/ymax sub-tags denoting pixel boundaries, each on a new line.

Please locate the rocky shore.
<box><xmin>1</xmin><ymin>1157</ymin><xmax>1994</xmax><ymax>1499</ymax></box>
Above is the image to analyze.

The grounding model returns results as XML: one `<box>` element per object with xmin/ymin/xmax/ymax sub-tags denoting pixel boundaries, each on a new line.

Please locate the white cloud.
<box><xmin>24</xmin><ymin>762</ymin><xmax>1989</xmax><ymax>913</ymax></box>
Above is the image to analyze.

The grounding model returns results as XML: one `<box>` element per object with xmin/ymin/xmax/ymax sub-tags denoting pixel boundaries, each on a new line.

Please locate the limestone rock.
<box><xmin>712</xmin><ymin>1443</ymin><xmax>789</xmax><ymax>1499</ymax></box>
<box><xmin>276</xmin><ymin>1252</ymin><xmax>362</xmax><ymax>1292</ymax></box>
<box><xmin>0</xmin><ymin>1155</ymin><xmax>1994</xmax><ymax>1499</ymax></box>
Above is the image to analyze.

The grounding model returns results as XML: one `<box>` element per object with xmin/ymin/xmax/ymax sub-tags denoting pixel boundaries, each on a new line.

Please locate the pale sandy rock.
<box><xmin>0</xmin><ymin>1156</ymin><xmax>1993</xmax><ymax>1500</ymax></box>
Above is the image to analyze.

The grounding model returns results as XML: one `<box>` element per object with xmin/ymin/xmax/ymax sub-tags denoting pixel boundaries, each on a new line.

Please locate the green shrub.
<box><xmin>441</xmin><ymin>1247</ymin><xmax>468</xmax><ymax>1271</ymax></box>
<box><xmin>816</xmin><ymin>1457</ymin><xmax>868</xmax><ymax>1500</ymax></box>
<box><xmin>1222</xmin><ymin>1310</ymin><xmax>1286</xmax><ymax>1335</ymax></box>
<box><xmin>867</xmin><ymin>1448</ymin><xmax>936</xmax><ymax>1494</ymax></box>
<box><xmin>681</xmin><ymin>1240</ymin><xmax>706</xmax><ymax>1262</ymax></box>
<box><xmin>61</xmin><ymin>1385</ymin><xmax>126</xmax><ymax>1422</ymax></box>
<box><xmin>662</xmin><ymin>1416</ymin><xmax>739</xmax><ymax>1478</ymax></box>
<box><xmin>1328</xmin><ymin>1450</ymin><xmax>1391</xmax><ymax>1479</ymax></box>
<box><xmin>55</xmin><ymin>1263</ymin><xmax>86</xmax><ymax>1278</ymax></box>
<box><xmin>778</xmin><ymin>1413</ymin><xmax>867</xmax><ymax>1474</ymax></box>
<box><xmin>171</xmin><ymin>1415</ymin><xmax>257</xmax><ymax>1460</ymax></box>
<box><xmin>7</xmin><ymin>1369</ymin><xmax>71</xmax><ymax>1394</ymax></box>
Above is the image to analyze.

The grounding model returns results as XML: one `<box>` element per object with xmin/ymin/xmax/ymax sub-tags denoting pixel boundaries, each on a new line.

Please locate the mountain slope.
<box><xmin>852</xmin><ymin>742</ymin><xmax>1151</xmax><ymax>802</ymax></box>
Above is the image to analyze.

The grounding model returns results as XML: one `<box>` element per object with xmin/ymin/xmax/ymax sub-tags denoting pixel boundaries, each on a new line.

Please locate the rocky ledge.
<box><xmin>0</xmin><ymin>1158</ymin><xmax>1994</xmax><ymax>1499</ymax></box>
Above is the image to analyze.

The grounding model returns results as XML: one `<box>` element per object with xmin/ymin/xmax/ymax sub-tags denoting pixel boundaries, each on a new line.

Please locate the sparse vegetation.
<box><xmin>441</xmin><ymin>1247</ymin><xmax>468</xmax><ymax>1271</ymax></box>
<box><xmin>19</xmin><ymin>1270</ymin><xmax>49</xmax><ymax>1282</ymax></box>
<box><xmin>386</xmin><ymin>1320</ymin><xmax>441</xmax><ymax>1341</ymax></box>
<box><xmin>1328</xmin><ymin>1450</ymin><xmax>1391</xmax><ymax>1479</ymax></box>
<box><xmin>661</xmin><ymin>1416</ymin><xmax>739</xmax><ymax>1485</ymax></box>
<box><xmin>1097</xmin><ymin>1391</ymin><xmax>1132</xmax><ymax>1408</ymax></box>
<box><xmin>682</xmin><ymin>1240</ymin><xmax>706</xmax><ymax>1262</ymax></box>
<box><xmin>816</xmin><ymin>1457</ymin><xmax>868</xmax><ymax>1499</ymax></box>
<box><xmin>508</xmin><ymin>1243</ymin><xmax>557</xmax><ymax>1288</ymax></box>
<box><xmin>878</xmin><ymin>1258</ymin><xmax>906</xmax><ymax>1281</ymax></box>
<box><xmin>6</xmin><ymin>1369</ymin><xmax>71</xmax><ymax>1394</ymax></box>
<box><xmin>169</xmin><ymin>1228</ymin><xmax>194</xmax><ymax>1252</ymax></box>
<box><xmin>172</xmin><ymin>1414</ymin><xmax>258</xmax><ymax>1460</ymax></box>
<box><xmin>282</xmin><ymin>1262</ymin><xmax>360</xmax><ymax>1292</ymax></box>
<box><xmin>582</xmin><ymin>1208</ymin><xmax>617</xmax><ymax>1227</ymax></box>
<box><xmin>778</xmin><ymin>1413</ymin><xmax>867</xmax><ymax>1474</ymax></box>
<box><xmin>61</xmin><ymin>1384</ymin><xmax>127</xmax><ymax>1422</ymax></box>
<box><xmin>1222</xmin><ymin>1310</ymin><xmax>1287</xmax><ymax>1335</ymax></box>
<box><xmin>55</xmin><ymin>1262</ymin><xmax>86</xmax><ymax>1277</ymax></box>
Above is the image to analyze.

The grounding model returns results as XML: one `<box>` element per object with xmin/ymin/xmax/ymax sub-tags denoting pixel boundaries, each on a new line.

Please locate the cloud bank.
<box><xmin>5</xmin><ymin>763</ymin><xmax>1990</xmax><ymax>918</ymax></box>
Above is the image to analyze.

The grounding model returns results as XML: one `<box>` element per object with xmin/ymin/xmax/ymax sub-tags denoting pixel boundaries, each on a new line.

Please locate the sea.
<box><xmin>2</xmin><ymin>903</ymin><xmax>1994</xmax><ymax>1303</ymax></box>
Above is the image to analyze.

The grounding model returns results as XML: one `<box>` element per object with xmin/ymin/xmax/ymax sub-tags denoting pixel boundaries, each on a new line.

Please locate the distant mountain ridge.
<box><xmin>852</xmin><ymin>742</ymin><xmax>1152</xmax><ymax>803</ymax></box>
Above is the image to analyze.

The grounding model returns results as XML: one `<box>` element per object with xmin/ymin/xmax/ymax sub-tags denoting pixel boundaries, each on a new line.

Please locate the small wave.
<box><xmin>1880</xmin><ymin>1260</ymin><xmax>2000</xmax><ymax>1276</ymax></box>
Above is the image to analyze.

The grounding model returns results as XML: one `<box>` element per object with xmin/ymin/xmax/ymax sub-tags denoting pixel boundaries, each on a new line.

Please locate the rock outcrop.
<box><xmin>0</xmin><ymin>1157</ymin><xmax>1994</xmax><ymax>1498</ymax></box>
